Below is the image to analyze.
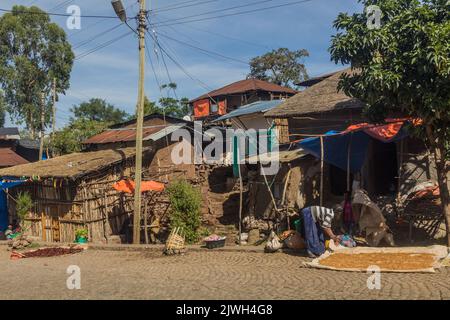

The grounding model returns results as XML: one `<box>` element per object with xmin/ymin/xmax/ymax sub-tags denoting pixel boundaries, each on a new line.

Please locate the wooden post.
<box><xmin>396</xmin><ymin>139</ymin><xmax>404</xmax><ymax>206</ymax></box>
<box><xmin>237</xmin><ymin>150</ymin><xmax>243</xmax><ymax>246</ymax></box>
<box><xmin>320</xmin><ymin>136</ymin><xmax>324</xmax><ymax>207</ymax></box>
<box><xmin>39</xmin><ymin>92</ymin><xmax>45</xmax><ymax>161</ymax></box>
<box><xmin>133</xmin><ymin>0</ymin><xmax>147</xmax><ymax>244</ymax></box>
<box><xmin>52</xmin><ymin>78</ymin><xmax>56</xmax><ymax>156</ymax></box>
<box><xmin>144</xmin><ymin>195</ymin><xmax>149</xmax><ymax>244</ymax></box>
<box><xmin>347</xmin><ymin>132</ymin><xmax>353</xmax><ymax>192</ymax></box>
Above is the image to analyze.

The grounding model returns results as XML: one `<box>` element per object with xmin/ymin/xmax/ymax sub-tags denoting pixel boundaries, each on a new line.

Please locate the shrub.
<box><xmin>167</xmin><ymin>180</ymin><xmax>202</xmax><ymax>244</ymax></box>
<box><xmin>16</xmin><ymin>192</ymin><xmax>33</xmax><ymax>220</ymax></box>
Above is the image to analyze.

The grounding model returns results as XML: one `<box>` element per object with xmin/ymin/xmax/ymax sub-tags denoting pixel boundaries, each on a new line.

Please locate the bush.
<box><xmin>167</xmin><ymin>180</ymin><xmax>202</xmax><ymax>244</ymax></box>
<box><xmin>16</xmin><ymin>192</ymin><xmax>33</xmax><ymax>220</ymax></box>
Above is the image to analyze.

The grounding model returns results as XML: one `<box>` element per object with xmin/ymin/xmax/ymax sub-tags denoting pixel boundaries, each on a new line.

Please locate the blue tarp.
<box><xmin>0</xmin><ymin>180</ymin><xmax>25</xmax><ymax>232</ymax></box>
<box><xmin>299</xmin><ymin>130</ymin><xmax>370</xmax><ymax>173</ymax></box>
<box><xmin>298</xmin><ymin>126</ymin><xmax>409</xmax><ymax>173</ymax></box>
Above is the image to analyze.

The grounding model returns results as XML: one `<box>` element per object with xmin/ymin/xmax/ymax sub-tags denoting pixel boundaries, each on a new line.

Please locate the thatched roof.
<box><xmin>265</xmin><ymin>68</ymin><xmax>364</xmax><ymax>118</ymax></box>
<box><xmin>0</xmin><ymin>148</ymin><xmax>139</xmax><ymax>180</ymax></box>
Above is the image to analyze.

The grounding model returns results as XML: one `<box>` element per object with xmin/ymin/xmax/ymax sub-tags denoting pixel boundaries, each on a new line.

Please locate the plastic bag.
<box><xmin>264</xmin><ymin>231</ymin><xmax>283</xmax><ymax>253</ymax></box>
<box><xmin>284</xmin><ymin>232</ymin><xmax>306</xmax><ymax>250</ymax></box>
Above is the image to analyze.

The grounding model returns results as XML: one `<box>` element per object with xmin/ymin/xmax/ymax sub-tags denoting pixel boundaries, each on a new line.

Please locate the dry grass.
<box><xmin>265</xmin><ymin>68</ymin><xmax>364</xmax><ymax>118</ymax></box>
<box><xmin>0</xmin><ymin>148</ymin><xmax>139</xmax><ymax>180</ymax></box>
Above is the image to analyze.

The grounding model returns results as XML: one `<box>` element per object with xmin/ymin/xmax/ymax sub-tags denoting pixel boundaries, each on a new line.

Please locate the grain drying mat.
<box><xmin>304</xmin><ymin>245</ymin><xmax>448</xmax><ymax>273</ymax></box>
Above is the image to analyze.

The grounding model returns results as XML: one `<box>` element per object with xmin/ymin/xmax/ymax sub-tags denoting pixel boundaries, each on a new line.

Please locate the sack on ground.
<box><xmin>265</xmin><ymin>231</ymin><xmax>283</xmax><ymax>253</ymax></box>
<box><xmin>284</xmin><ymin>231</ymin><xmax>306</xmax><ymax>250</ymax></box>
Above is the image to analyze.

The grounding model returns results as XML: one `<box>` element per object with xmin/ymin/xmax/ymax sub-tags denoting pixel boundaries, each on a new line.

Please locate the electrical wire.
<box><xmin>151</xmin><ymin>0</ymin><xmax>223</xmax><ymax>13</ymax></box>
<box><xmin>75</xmin><ymin>31</ymin><xmax>134</xmax><ymax>61</ymax></box>
<box><xmin>152</xmin><ymin>0</ymin><xmax>277</xmax><ymax>26</ymax></box>
<box><xmin>147</xmin><ymin>30</ymin><xmax>218</xmax><ymax>103</ymax></box>
<box><xmin>155</xmin><ymin>30</ymin><xmax>249</xmax><ymax>65</ymax></box>
<box><xmin>50</xmin><ymin>0</ymin><xmax>75</xmax><ymax>12</ymax></box>
<box><xmin>72</xmin><ymin>23</ymin><xmax>124</xmax><ymax>49</ymax></box>
<box><xmin>68</xmin><ymin>1</ymin><xmax>139</xmax><ymax>39</ymax></box>
<box><xmin>154</xmin><ymin>0</ymin><xmax>317</xmax><ymax>27</ymax></box>
<box><xmin>0</xmin><ymin>8</ymin><xmax>118</xmax><ymax>19</ymax></box>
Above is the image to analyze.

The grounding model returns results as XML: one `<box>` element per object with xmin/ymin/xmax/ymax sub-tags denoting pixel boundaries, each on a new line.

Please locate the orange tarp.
<box><xmin>218</xmin><ymin>100</ymin><xmax>227</xmax><ymax>115</ymax></box>
<box><xmin>344</xmin><ymin>118</ymin><xmax>422</xmax><ymax>142</ymax></box>
<box><xmin>113</xmin><ymin>179</ymin><xmax>165</xmax><ymax>194</ymax></box>
<box><xmin>194</xmin><ymin>99</ymin><xmax>210</xmax><ymax>118</ymax></box>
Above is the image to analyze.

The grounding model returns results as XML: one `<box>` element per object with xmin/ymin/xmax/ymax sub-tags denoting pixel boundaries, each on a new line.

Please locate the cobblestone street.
<box><xmin>1</xmin><ymin>248</ymin><xmax>449</xmax><ymax>300</ymax></box>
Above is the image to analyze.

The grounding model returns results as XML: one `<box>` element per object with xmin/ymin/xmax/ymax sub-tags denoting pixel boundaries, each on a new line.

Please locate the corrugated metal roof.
<box><xmin>83</xmin><ymin>124</ymin><xmax>186</xmax><ymax>144</ymax></box>
<box><xmin>190</xmin><ymin>79</ymin><xmax>297</xmax><ymax>103</ymax></box>
<box><xmin>0</xmin><ymin>148</ymin><xmax>29</xmax><ymax>167</ymax></box>
<box><xmin>246</xmin><ymin>148</ymin><xmax>307</xmax><ymax>163</ymax></box>
<box><xmin>0</xmin><ymin>127</ymin><xmax>20</xmax><ymax>140</ymax></box>
<box><xmin>214</xmin><ymin>100</ymin><xmax>283</xmax><ymax>122</ymax></box>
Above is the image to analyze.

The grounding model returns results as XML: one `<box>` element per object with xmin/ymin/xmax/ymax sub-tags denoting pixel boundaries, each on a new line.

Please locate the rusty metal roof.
<box><xmin>83</xmin><ymin>124</ymin><xmax>187</xmax><ymax>145</ymax></box>
<box><xmin>190</xmin><ymin>79</ymin><xmax>297</xmax><ymax>103</ymax></box>
<box><xmin>0</xmin><ymin>148</ymin><xmax>29</xmax><ymax>167</ymax></box>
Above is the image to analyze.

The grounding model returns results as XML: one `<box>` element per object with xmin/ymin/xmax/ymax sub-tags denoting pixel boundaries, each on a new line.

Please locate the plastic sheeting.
<box><xmin>0</xmin><ymin>180</ymin><xmax>25</xmax><ymax>232</ymax></box>
<box><xmin>298</xmin><ymin>120</ymin><xmax>409</xmax><ymax>173</ymax></box>
<box><xmin>299</xmin><ymin>130</ymin><xmax>370</xmax><ymax>173</ymax></box>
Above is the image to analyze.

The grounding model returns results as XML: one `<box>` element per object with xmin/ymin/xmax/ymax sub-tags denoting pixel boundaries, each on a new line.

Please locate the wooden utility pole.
<box><xmin>52</xmin><ymin>78</ymin><xmax>56</xmax><ymax>157</ymax></box>
<box><xmin>133</xmin><ymin>0</ymin><xmax>147</xmax><ymax>244</ymax></box>
<box><xmin>39</xmin><ymin>92</ymin><xmax>45</xmax><ymax>161</ymax></box>
<box><xmin>52</xmin><ymin>79</ymin><xmax>56</xmax><ymax>139</ymax></box>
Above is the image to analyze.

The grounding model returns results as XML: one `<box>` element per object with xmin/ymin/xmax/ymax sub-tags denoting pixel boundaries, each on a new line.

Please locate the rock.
<box><xmin>247</xmin><ymin>229</ymin><xmax>260</xmax><ymax>245</ymax></box>
<box><xmin>107</xmin><ymin>235</ymin><xmax>122</xmax><ymax>245</ymax></box>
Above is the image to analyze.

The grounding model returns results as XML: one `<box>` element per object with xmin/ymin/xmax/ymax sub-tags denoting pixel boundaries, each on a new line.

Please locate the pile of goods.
<box><xmin>319</xmin><ymin>252</ymin><xmax>435</xmax><ymax>271</ymax></box>
<box><xmin>305</xmin><ymin>246</ymin><xmax>448</xmax><ymax>273</ymax></box>
<box><xmin>203</xmin><ymin>234</ymin><xmax>226</xmax><ymax>249</ymax></box>
<box><xmin>10</xmin><ymin>245</ymin><xmax>84</xmax><ymax>260</ymax></box>
<box><xmin>7</xmin><ymin>234</ymin><xmax>35</xmax><ymax>251</ymax></box>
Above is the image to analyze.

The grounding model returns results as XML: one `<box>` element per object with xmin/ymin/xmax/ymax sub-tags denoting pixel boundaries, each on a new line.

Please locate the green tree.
<box><xmin>248</xmin><ymin>48</ymin><xmax>309</xmax><ymax>88</ymax></box>
<box><xmin>51</xmin><ymin>119</ymin><xmax>108</xmax><ymax>155</ymax></box>
<box><xmin>167</xmin><ymin>180</ymin><xmax>202</xmax><ymax>244</ymax></box>
<box><xmin>0</xmin><ymin>91</ymin><xmax>6</xmax><ymax>127</ymax></box>
<box><xmin>329</xmin><ymin>0</ymin><xmax>450</xmax><ymax>245</ymax></box>
<box><xmin>70</xmin><ymin>98</ymin><xmax>129</xmax><ymax>124</ymax></box>
<box><xmin>143</xmin><ymin>96</ymin><xmax>162</xmax><ymax>116</ymax></box>
<box><xmin>0</xmin><ymin>5</ymin><xmax>74</xmax><ymax>138</ymax></box>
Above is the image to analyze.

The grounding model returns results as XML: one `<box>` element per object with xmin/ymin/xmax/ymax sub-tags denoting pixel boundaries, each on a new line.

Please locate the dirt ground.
<box><xmin>1</xmin><ymin>248</ymin><xmax>450</xmax><ymax>300</ymax></box>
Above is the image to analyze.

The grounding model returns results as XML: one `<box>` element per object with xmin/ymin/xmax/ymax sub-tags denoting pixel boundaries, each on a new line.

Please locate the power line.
<box><xmin>75</xmin><ymin>31</ymin><xmax>134</xmax><ymax>61</ymax></box>
<box><xmin>0</xmin><ymin>8</ymin><xmax>118</xmax><ymax>19</ymax></box>
<box><xmin>154</xmin><ymin>0</ymin><xmax>317</xmax><ymax>27</ymax></box>
<box><xmin>68</xmin><ymin>1</ymin><xmax>139</xmax><ymax>39</ymax></box>
<box><xmin>72</xmin><ymin>23</ymin><xmax>124</xmax><ymax>49</ymax></box>
<box><xmin>50</xmin><ymin>0</ymin><xmax>75</xmax><ymax>12</ymax></box>
<box><xmin>155</xmin><ymin>31</ymin><xmax>249</xmax><ymax>65</ymax></box>
<box><xmin>152</xmin><ymin>0</ymin><xmax>277</xmax><ymax>25</ymax></box>
<box><xmin>148</xmin><ymin>31</ymin><xmax>218</xmax><ymax>102</ymax></box>
<box><xmin>151</xmin><ymin>0</ymin><xmax>223</xmax><ymax>13</ymax></box>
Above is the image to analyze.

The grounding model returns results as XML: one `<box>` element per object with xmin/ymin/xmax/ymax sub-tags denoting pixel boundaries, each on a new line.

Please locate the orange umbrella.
<box><xmin>113</xmin><ymin>179</ymin><xmax>165</xmax><ymax>194</ymax></box>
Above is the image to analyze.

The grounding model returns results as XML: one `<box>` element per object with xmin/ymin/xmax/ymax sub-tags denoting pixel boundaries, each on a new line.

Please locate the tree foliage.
<box><xmin>51</xmin><ymin>118</ymin><xmax>108</xmax><ymax>155</ymax></box>
<box><xmin>329</xmin><ymin>0</ymin><xmax>450</xmax><ymax>244</ymax></box>
<box><xmin>167</xmin><ymin>180</ymin><xmax>202</xmax><ymax>244</ymax></box>
<box><xmin>70</xmin><ymin>98</ymin><xmax>129</xmax><ymax>124</ymax></box>
<box><xmin>142</xmin><ymin>83</ymin><xmax>190</xmax><ymax>118</ymax></box>
<box><xmin>0</xmin><ymin>5</ymin><xmax>74</xmax><ymax>137</ymax></box>
<box><xmin>248</xmin><ymin>48</ymin><xmax>309</xmax><ymax>88</ymax></box>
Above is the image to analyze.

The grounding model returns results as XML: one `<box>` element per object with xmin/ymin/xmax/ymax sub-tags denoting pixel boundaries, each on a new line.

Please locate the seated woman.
<box><xmin>300</xmin><ymin>206</ymin><xmax>339</xmax><ymax>258</ymax></box>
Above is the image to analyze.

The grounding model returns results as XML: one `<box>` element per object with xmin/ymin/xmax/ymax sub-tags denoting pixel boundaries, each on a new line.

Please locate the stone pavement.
<box><xmin>1</xmin><ymin>247</ymin><xmax>449</xmax><ymax>300</ymax></box>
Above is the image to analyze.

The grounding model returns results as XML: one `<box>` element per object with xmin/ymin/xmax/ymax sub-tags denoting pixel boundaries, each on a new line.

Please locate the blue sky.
<box><xmin>2</xmin><ymin>0</ymin><xmax>363</xmax><ymax>129</ymax></box>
